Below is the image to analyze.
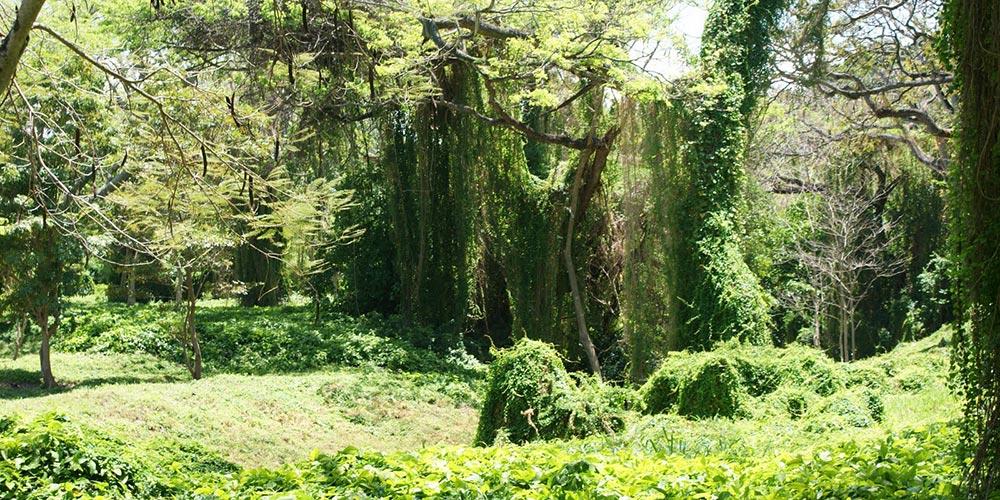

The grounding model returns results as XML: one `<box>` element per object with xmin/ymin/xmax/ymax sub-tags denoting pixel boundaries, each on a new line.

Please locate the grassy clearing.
<box><xmin>0</xmin><ymin>352</ymin><xmax>480</xmax><ymax>467</ymax></box>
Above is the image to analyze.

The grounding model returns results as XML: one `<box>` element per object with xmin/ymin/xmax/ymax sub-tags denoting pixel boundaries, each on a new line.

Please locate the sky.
<box><xmin>640</xmin><ymin>3</ymin><xmax>708</xmax><ymax>78</ymax></box>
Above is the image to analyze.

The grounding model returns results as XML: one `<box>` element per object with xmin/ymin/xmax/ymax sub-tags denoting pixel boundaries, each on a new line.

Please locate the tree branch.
<box><xmin>0</xmin><ymin>0</ymin><xmax>47</xmax><ymax>97</ymax></box>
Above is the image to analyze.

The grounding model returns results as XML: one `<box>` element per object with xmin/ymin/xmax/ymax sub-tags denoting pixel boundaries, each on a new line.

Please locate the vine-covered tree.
<box><xmin>945</xmin><ymin>0</ymin><xmax>1000</xmax><ymax>494</ymax></box>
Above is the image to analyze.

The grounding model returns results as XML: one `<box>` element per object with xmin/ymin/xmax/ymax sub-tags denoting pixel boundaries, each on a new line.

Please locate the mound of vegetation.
<box><xmin>0</xmin><ymin>413</ymin><xmax>962</xmax><ymax>498</ymax></box>
<box><xmin>641</xmin><ymin>330</ymin><xmax>949</xmax><ymax>427</ymax></box>
<box><xmin>641</xmin><ymin>341</ymin><xmax>842</xmax><ymax>418</ymax></box>
<box><xmin>474</xmin><ymin>339</ymin><xmax>624</xmax><ymax>445</ymax></box>
<box><xmin>53</xmin><ymin>298</ymin><xmax>481</xmax><ymax>377</ymax></box>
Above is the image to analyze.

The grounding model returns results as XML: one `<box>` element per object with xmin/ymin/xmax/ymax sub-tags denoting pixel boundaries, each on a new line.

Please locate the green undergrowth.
<box><xmin>474</xmin><ymin>339</ymin><xmax>629</xmax><ymax>445</ymax></box>
<box><xmin>640</xmin><ymin>329</ymin><xmax>954</xmax><ymax>434</ymax></box>
<box><xmin>51</xmin><ymin>296</ymin><xmax>482</xmax><ymax>378</ymax></box>
<box><xmin>0</xmin><ymin>412</ymin><xmax>962</xmax><ymax>498</ymax></box>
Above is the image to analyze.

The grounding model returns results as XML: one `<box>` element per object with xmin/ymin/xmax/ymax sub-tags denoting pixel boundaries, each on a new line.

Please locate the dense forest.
<box><xmin>0</xmin><ymin>0</ymin><xmax>997</xmax><ymax>497</ymax></box>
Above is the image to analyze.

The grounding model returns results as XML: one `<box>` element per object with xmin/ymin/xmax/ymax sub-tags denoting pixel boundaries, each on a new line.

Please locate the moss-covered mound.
<box><xmin>677</xmin><ymin>356</ymin><xmax>750</xmax><ymax>418</ymax></box>
<box><xmin>641</xmin><ymin>342</ymin><xmax>844</xmax><ymax>419</ymax></box>
<box><xmin>475</xmin><ymin>339</ymin><xmax>622</xmax><ymax>445</ymax></box>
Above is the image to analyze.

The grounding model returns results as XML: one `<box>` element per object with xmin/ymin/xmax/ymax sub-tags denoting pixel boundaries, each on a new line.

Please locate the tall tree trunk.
<box><xmin>565</xmin><ymin>149</ymin><xmax>601</xmax><ymax>378</ymax></box>
<box><xmin>839</xmin><ymin>298</ymin><xmax>848</xmax><ymax>362</ymax></box>
<box><xmin>174</xmin><ymin>266</ymin><xmax>183</xmax><ymax>305</ymax></box>
<box><xmin>812</xmin><ymin>300</ymin><xmax>821</xmax><ymax>349</ymax></box>
<box><xmin>126</xmin><ymin>249</ymin><xmax>136</xmax><ymax>306</ymax></box>
<box><xmin>0</xmin><ymin>0</ymin><xmax>47</xmax><ymax>97</ymax></box>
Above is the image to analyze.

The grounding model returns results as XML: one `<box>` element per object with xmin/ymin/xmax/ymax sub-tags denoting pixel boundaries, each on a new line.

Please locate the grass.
<box><xmin>0</xmin><ymin>352</ymin><xmax>480</xmax><ymax>467</ymax></box>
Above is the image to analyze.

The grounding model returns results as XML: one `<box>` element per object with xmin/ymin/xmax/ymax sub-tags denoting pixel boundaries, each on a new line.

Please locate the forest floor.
<box><xmin>0</xmin><ymin>352</ymin><xmax>480</xmax><ymax>466</ymax></box>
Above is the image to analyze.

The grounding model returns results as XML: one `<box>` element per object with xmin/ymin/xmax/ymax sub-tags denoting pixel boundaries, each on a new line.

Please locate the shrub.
<box><xmin>763</xmin><ymin>386</ymin><xmax>813</xmax><ymax>420</ymax></box>
<box><xmin>0</xmin><ymin>416</ymin><xmax>963</xmax><ymax>498</ymax></box>
<box><xmin>53</xmin><ymin>300</ymin><xmax>482</xmax><ymax>377</ymax></box>
<box><xmin>806</xmin><ymin>388</ymin><xmax>885</xmax><ymax>431</ymax></box>
<box><xmin>773</xmin><ymin>345</ymin><xmax>843</xmax><ymax>396</ymax></box>
<box><xmin>639</xmin><ymin>352</ymin><xmax>693</xmax><ymax>414</ymax></box>
<box><xmin>642</xmin><ymin>341</ymin><xmax>846</xmax><ymax>421</ymax></box>
<box><xmin>0</xmin><ymin>413</ymin><xmax>143</xmax><ymax>496</ymax></box>
<box><xmin>677</xmin><ymin>356</ymin><xmax>750</xmax><ymax>419</ymax></box>
<box><xmin>844</xmin><ymin>364</ymin><xmax>890</xmax><ymax>392</ymax></box>
<box><xmin>474</xmin><ymin>339</ymin><xmax>622</xmax><ymax>445</ymax></box>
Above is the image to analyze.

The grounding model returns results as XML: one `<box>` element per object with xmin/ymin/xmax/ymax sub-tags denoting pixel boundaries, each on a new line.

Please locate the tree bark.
<box><xmin>185</xmin><ymin>269</ymin><xmax>202</xmax><ymax>380</ymax></box>
<box><xmin>564</xmin><ymin>149</ymin><xmax>601</xmax><ymax>378</ymax></box>
<box><xmin>812</xmin><ymin>300</ymin><xmax>821</xmax><ymax>349</ymax></box>
<box><xmin>126</xmin><ymin>249</ymin><xmax>137</xmax><ymax>306</ymax></box>
<box><xmin>37</xmin><ymin>309</ymin><xmax>55</xmax><ymax>388</ymax></box>
<box><xmin>12</xmin><ymin>314</ymin><xmax>25</xmax><ymax>360</ymax></box>
<box><xmin>0</xmin><ymin>0</ymin><xmax>47</xmax><ymax>97</ymax></box>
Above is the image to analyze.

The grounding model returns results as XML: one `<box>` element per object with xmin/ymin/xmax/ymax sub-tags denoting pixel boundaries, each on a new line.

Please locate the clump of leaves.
<box><xmin>475</xmin><ymin>339</ymin><xmax>623</xmax><ymax>445</ymax></box>
<box><xmin>678</xmin><ymin>356</ymin><xmax>751</xmax><ymax>418</ymax></box>
<box><xmin>641</xmin><ymin>341</ymin><xmax>844</xmax><ymax>418</ymax></box>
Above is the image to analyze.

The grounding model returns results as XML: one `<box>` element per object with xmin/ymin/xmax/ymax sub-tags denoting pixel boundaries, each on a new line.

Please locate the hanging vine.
<box><xmin>383</xmin><ymin>63</ymin><xmax>480</xmax><ymax>333</ymax></box>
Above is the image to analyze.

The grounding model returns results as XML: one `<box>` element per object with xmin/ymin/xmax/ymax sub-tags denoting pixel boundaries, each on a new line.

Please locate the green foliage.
<box><xmin>0</xmin><ymin>413</ymin><xmax>237</xmax><ymax>498</ymax></box>
<box><xmin>0</xmin><ymin>413</ymin><xmax>143</xmax><ymax>497</ymax></box>
<box><xmin>53</xmin><ymin>299</ymin><xmax>481</xmax><ymax>377</ymax></box>
<box><xmin>627</xmin><ymin>0</ymin><xmax>788</xmax><ymax>352</ymax></box>
<box><xmin>638</xmin><ymin>351</ymin><xmax>690</xmax><ymax>414</ymax></box>
<box><xmin>475</xmin><ymin>339</ymin><xmax>622</xmax><ymax>445</ymax></box>
<box><xmin>384</xmin><ymin>65</ymin><xmax>480</xmax><ymax>332</ymax></box>
<box><xmin>806</xmin><ymin>388</ymin><xmax>885</xmax><ymax>431</ymax></box>
<box><xmin>642</xmin><ymin>341</ymin><xmax>844</xmax><ymax>418</ymax></box>
<box><xmin>943</xmin><ymin>0</ymin><xmax>1000</xmax><ymax>492</ymax></box>
<box><xmin>0</xmin><ymin>413</ymin><xmax>963</xmax><ymax>498</ymax></box>
<box><xmin>677</xmin><ymin>356</ymin><xmax>751</xmax><ymax>418</ymax></box>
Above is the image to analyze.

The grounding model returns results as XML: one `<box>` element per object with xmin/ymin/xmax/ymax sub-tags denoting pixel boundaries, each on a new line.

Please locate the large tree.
<box><xmin>946</xmin><ymin>0</ymin><xmax>1000</xmax><ymax>494</ymax></box>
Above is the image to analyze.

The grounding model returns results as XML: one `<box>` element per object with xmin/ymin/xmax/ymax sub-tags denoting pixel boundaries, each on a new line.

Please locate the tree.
<box><xmin>792</xmin><ymin>163</ymin><xmax>905</xmax><ymax>361</ymax></box>
<box><xmin>775</xmin><ymin>0</ymin><xmax>954</xmax><ymax>177</ymax></box>
<box><xmin>0</xmin><ymin>216</ymin><xmax>72</xmax><ymax>387</ymax></box>
<box><xmin>668</xmin><ymin>0</ymin><xmax>785</xmax><ymax>349</ymax></box>
<box><xmin>945</xmin><ymin>0</ymin><xmax>1000</xmax><ymax>493</ymax></box>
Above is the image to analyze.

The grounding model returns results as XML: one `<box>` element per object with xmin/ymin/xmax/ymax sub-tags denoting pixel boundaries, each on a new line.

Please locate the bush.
<box><xmin>475</xmin><ymin>339</ymin><xmax>623</xmax><ymax>445</ymax></box>
<box><xmin>53</xmin><ymin>299</ymin><xmax>482</xmax><ymax>378</ymax></box>
<box><xmin>639</xmin><ymin>352</ymin><xmax>693</xmax><ymax>414</ymax></box>
<box><xmin>806</xmin><ymin>388</ymin><xmax>885</xmax><ymax>431</ymax></box>
<box><xmin>642</xmin><ymin>342</ymin><xmax>841</xmax><ymax>419</ymax></box>
<box><xmin>0</xmin><ymin>414</ymin><xmax>237</xmax><ymax>498</ymax></box>
<box><xmin>844</xmin><ymin>364</ymin><xmax>890</xmax><ymax>392</ymax></box>
<box><xmin>763</xmin><ymin>386</ymin><xmax>813</xmax><ymax>420</ymax></box>
<box><xmin>677</xmin><ymin>356</ymin><xmax>750</xmax><ymax>418</ymax></box>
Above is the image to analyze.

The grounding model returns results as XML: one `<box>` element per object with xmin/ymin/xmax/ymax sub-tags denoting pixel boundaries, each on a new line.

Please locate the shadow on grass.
<box><xmin>0</xmin><ymin>367</ymin><xmax>185</xmax><ymax>400</ymax></box>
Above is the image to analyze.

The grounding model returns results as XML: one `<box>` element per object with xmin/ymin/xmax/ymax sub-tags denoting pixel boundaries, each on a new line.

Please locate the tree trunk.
<box><xmin>839</xmin><ymin>299</ymin><xmax>848</xmax><ymax>362</ymax></box>
<box><xmin>0</xmin><ymin>0</ymin><xmax>47</xmax><ymax>96</ymax></box>
<box><xmin>126</xmin><ymin>249</ymin><xmax>137</xmax><ymax>306</ymax></box>
<box><xmin>174</xmin><ymin>265</ymin><xmax>184</xmax><ymax>306</ymax></box>
<box><xmin>37</xmin><ymin>310</ymin><xmax>55</xmax><ymax>388</ymax></box>
<box><xmin>812</xmin><ymin>300</ymin><xmax>821</xmax><ymax>349</ymax></box>
<box><xmin>564</xmin><ymin>149</ymin><xmax>601</xmax><ymax>378</ymax></box>
<box><xmin>185</xmin><ymin>269</ymin><xmax>202</xmax><ymax>380</ymax></box>
<box><xmin>12</xmin><ymin>315</ymin><xmax>25</xmax><ymax>360</ymax></box>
